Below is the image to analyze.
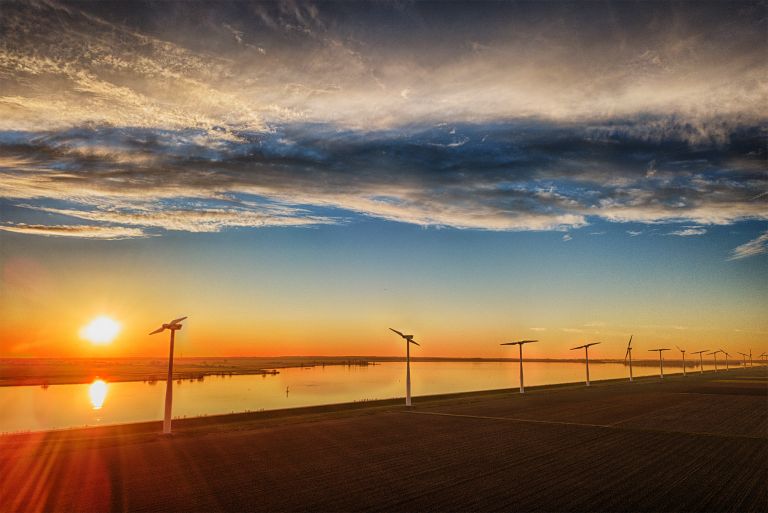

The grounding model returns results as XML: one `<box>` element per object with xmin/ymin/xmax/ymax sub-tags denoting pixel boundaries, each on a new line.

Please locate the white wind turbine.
<box><xmin>648</xmin><ymin>348</ymin><xmax>670</xmax><ymax>379</ymax></box>
<box><xmin>149</xmin><ymin>316</ymin><xmax>187</xmax><ymax>434</ymax></box>
<box><xmin>676</xmin><ymin>345</ymin><xmax>687</xmax><ymax>377</ymax></box>
<box><xmin>570</xmin><ymin>342</ymin><xmax>600</xmax><ymax>386</ymax></box>
<box><xmin>690</xmin><ymin>350</ymin><xmax>709</xmax><ymax>374</ymax></box>
<box><xmin>721</xmin><ymin>350</ymin><xmax>731</xmax><ymax>371</ymax></box>
<box><xmin>707</xmin><ymin>350</ymin><xmax>723</xmax><ymax>372</ymax></box>
<box><xmin>389</xmin><ymin>328</ymin><xmax>420</xmax><ymax>406</ymax></box>
<box><xmin>500</xmin><ymin>339</ymin><xmax>538</xmax><ymax>393</ymax></box>
<box><xmin>624</xmin><ymin>335</ymin><xmax>634</xmax><ymax>382</ymax></box>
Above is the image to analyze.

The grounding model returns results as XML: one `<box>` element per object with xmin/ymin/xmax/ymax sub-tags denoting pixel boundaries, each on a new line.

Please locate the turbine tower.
<box><xmin>690</xmin><ymin>350</ymin><xmax>709</xmax><ymax>374</ymax></box>
<box><xmin>570</xmin><ymin>342</ymin><xmax>600</xmax><ymax>386</ymax></box>
<box><xmin>707</xmin><ymin>350</ymin><xmax>723</xmax><ymax>372</ymax></box>
<box><xmin>624</xmin><ymin>335</ymin><xmax>634</xmax><ymax>382</ymax></box>
<box><xmin>149</xmin><ymin>316</ymin><xmax>187</xmax><ymax>434</ymax></box>
<box><xmin>721</xmin><ymin>350</ymin><xmax>731</xmax><ymax>371</ymax></box>
<box><xmin>648</xmin><ymin>348</ymin><xmax>670</xmax><ymax>379</ymax></box>
<box><xmin>389</xmin><ymin>328</ymin><xmax>420</xmax><ymax>406</ymax></box>
<box><xmin>676</xmin><ymin>345</ymin><xmax>687</xmax><ymax>377</ymax></box>
<box><xmin>500</xmin><ymin>339</ymin><xmax>538</xmax><ymax>393</ymax></box>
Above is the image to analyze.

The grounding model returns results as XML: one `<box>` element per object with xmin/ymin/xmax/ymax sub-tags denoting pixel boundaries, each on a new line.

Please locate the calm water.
<box><xmin>0</xmin><ymin>361</ymin><xmax>689</xmax><ymax>433</ymax></box>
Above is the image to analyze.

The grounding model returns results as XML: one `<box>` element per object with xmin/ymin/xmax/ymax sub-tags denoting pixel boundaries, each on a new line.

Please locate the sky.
<box><xmin>0</xmin><ymin>0</ymin><xmax>766</xmax><ymax>359</ymax></box>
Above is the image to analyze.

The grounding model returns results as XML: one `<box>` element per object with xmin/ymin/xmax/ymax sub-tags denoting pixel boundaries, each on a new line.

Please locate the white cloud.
<box><xmin>0</xmin><ymin>223</ymin><xmax>145</xmax><ymax>239</ymax></box>
<box><xmin>728</xmin><ymin>231</ymin><xmax>768</xmax><ymax>261</ymax></box>
<box><xmin>668</xmin><ymin>227</ymin><xmax>707</xmax><ymax>237</ymax></box>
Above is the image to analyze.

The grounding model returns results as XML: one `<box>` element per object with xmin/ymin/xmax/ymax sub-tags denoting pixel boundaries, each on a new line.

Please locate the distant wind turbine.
<box><xmin>648</xmin><ymin>348</ymin><xmax>670</xmax><ymax>379</ymax></box>
<box><xmin>760</xmin><ymin>352</ymin><xmax>767</xmax><ymax>363</ymax></box>
<box><xmin>707</xmin><ymin>350</ymin><xmax>723</xmax><ymax>372</ymax></box>
<box><xmin>389</xmin><ymin>328</ymin><xmax>420</xmax><ymax>406</ymax></box>
<box><xmin>690</xmin><ymin>350</ymin><xmax>709</xmax><ymax>374</ymax></box>
<box><xmin>571</xmin><ymin>342</ymin><xmax>600</xmax><ymax>386</ymax></box>
<box><xmin>738</xmin><ymin>352</ymin><xmax>749</xmax><ymax>368</ymax></box>
<box><xmin>749</xmin><ymin>349</ymin><xmax>753</xmax><ymax>367</ymax></box>
<box><xmin>149</xmin><ymin>316</ymin><xmax>187</xmax><ymax>434</ymax></box>
<box><xmin>676</xmin><ymin>345</ymin><xmax>687</xmax><ymax>377</ymax></box>
<box><xmin>500</xmin><ymin>339</ymin><xmax>538</xmax><ymax>393</ymax></box>
<box><xmin>624</xmin><ymin>335</ymin><xmax>634</xmax><ymax>382</ymax></box>
<box><xmin>721</xmin><ymin>350</ymin><xmax>731</xmax><ymax>371</ymax></box>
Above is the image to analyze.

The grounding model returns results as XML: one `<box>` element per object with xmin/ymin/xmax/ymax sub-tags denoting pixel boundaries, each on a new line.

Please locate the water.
<box><xmin>0</xmin><ymin>361</ymin><xmax>689</xmax><ymax>433</ymax></box>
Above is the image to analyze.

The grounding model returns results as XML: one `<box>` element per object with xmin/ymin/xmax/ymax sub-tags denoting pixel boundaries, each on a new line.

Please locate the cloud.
<box><xmin>562</xmin><ymin>234</ymin><xmax>572</xmax><ymax>241</ymax></box>
<box><xmin>627</xmin><ymin>230</ymin><xmax>643</xmax><ymax>237</ymax></box>
<box><xmin>728</xmin><ymin>231</ymin><xmax>768</xmax><ymax>260</ymax></box>
<box><xmin>0</xmin><ymin>223</ymin><xmax>145</xmax><ymax>239</ymax></box>
<box><xmin>529</xmin><ymin>327</ymin><xmax>547</xmax><ymax>332</ymax></box>
<box><xmin>0</xmin><ymin>119</ymin><xmax>766</xmax><ymax>237</ymax></box>
<box><xmin>668</xmin><ymin>227</ymin><xmax>707</xmax><ymax>237</ymax></box>
<box><xmin>0</xmin><ymin>1</ymin><xmax>765</xmax><ymax>238</ymax></box>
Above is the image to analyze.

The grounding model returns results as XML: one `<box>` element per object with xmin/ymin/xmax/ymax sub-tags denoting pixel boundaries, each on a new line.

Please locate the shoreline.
<box><xmin>0</xmin><ymin>355</ymin><xmax>736</xmax><ymax>387</ymax></box>
<box><xmin>4</xmin><ymin>366</ymin><xmax>764</xmax><ymax>436</ymax></box>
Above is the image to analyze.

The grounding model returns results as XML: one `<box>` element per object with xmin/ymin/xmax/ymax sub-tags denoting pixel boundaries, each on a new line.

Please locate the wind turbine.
<box><xmin>721</xmin><ymin>350</ymin><xmax>731</xmax><ymax>371</ymax></box>
<box><xmin>648</xmin><ymin>348</ymin><xmax>670</xmax><ymax>379</ymax></box>
<box><xmin>690</xmin><ymin>350</ymin><xmax>709</xmax><ymax>374</ymax></box>
<box><xmin>760</xmin><ymin>352</ymin><xmax>767</xmax><ymax>363</ymax></box>
<box><xmin>707</xmin><ymin>350</ymin><xmax>723</xmax><ymax>372</ymax></box>
<box><xmin>389</xmin><ymin>328</ymin><xmax>420</xmax><ymax>406</ymax></box>
<box><xmin>749</xmin><ymin>349</ymin><xmax>753</xmax><ymax>367</ymax></box>
<box><xmin>624</xmin><ymin>335</ymin><xmax>634</xmax><ymax>382</ymax></box>
<box><xmin>738</xmin><ymin>352</ymin><xmax>749</xmax><ymax>368</ymax></box>
<box><xmin>676</xmin><ymin>345</ymin><xmax>687</xmax><ymax>377</ymax></box>
<box><xmin>149</xmin><ymin>316</ymin><xmax>187</xmax><ymax>434</ymax></box>
<box><xmin>500</xmin><ymin>339</ymin><xmax>538</xmax><ymax>393</ymax></box>
<box><xmin>570</xmin><ymin>342</ymin><xmax>600</xmax><ymax>386</ymax></box>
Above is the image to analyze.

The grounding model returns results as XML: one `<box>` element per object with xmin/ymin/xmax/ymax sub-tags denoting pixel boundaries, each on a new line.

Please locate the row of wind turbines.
<box><xmin>390</xmin><ymin>329</ymin><xmax>765</xmax><ymax>403</ymax></box>
<box><xmin>148</xmin><ymin>317</ymin><xmax>765</xmax><ymax>433</ymax></box>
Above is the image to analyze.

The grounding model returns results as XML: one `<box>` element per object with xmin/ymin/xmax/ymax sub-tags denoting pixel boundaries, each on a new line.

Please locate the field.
<box><xmin>1</xmin><ymin>366</ymin><xmax>765</xmax><ymax>512</ymax></box>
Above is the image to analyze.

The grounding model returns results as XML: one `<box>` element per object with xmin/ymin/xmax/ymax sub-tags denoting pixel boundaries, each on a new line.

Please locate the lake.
<box><xmin>0</xmin><ymin>360</ymin><xmax>690</xmax><ymax>433</ymax></box>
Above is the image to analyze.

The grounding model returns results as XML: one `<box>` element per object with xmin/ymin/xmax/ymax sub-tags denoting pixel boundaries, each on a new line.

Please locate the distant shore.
<box><xmin>0</xmin><ymin>355</ymin><xmax>717</xmax><ymax>387</ymax></box>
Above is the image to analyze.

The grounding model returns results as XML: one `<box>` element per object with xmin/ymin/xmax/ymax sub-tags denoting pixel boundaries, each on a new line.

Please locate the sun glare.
<box><xmin>81</xmin><ymin>316</ymin><xmax>121</xmax><ymax>345</ymax></box>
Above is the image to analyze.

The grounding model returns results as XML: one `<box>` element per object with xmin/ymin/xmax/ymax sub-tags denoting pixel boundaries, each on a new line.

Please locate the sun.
<box><xmin>81</xmin><ymin>316</ymin><xmax>121</xmax><ymax>345</ymax></box>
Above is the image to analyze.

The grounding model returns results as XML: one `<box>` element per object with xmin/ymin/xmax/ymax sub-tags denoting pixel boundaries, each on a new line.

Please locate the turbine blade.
<box><xmin>628</xmin><ymin>335</ymin><xmax>633</xmax><ymax>349</ymax></box>
<box><xmin>389</xmin><ymin>328</ymin><xmax>405</xmax><ymax>338</ymax></box>
<box><xmin>148</xmin><ymin>326</ymin><xmax>165</xmax><ymax>335</ymax></box>
<box><xmin>409</xmin><ymin>340</ymin><xmax>420</xmax><ymax>346</ymax></box>
<box><xmin>170</xmin><ymin>316</ymin><xmax>187</xmax><ymax>325</ymax></box>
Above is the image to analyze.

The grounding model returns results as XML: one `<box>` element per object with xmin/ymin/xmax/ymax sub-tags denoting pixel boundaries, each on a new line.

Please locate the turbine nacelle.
<box><xmin>389</xmin><ymin>328</ymin><xmax>420</xmax><ymax>346</ymax></box>
<box><xmin>571</xmin><ymin>342</ymin><xmax>601</xmax><ymax>351</ymax></box>
<box><xmin>149</xmin><ymin>316</ymin><xmax>187</xmax><ymax>335</ymax></box>
<box><xmin>501</xmin><ymin>340</ymin><xmax>538</xmax><ymax>347</ymax></box>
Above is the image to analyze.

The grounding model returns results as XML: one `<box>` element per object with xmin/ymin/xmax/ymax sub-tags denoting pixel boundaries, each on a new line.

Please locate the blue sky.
<box><xmin>0</xmin><ymin>1</ymin><xmax>766</xmax><ymax>356</ymax></box>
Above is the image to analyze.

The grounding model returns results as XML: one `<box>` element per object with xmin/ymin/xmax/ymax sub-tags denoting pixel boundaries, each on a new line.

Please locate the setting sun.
<box><xmin>81</xmin><ymin>316</ymin><xmax>121</xmax><ymax>345</ymax></box>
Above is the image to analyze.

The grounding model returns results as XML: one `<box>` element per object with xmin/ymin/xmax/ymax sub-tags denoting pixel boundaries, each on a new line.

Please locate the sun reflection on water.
<box><xmin>88</xmin><ymin>379</ymin><xmax>108</xmax><ymax>410</ymax></box>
